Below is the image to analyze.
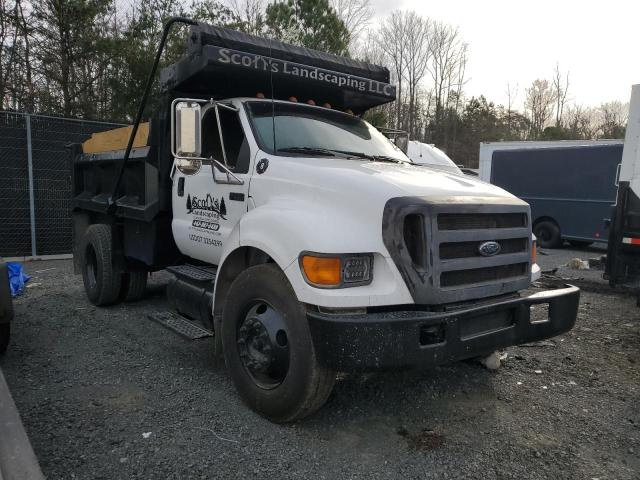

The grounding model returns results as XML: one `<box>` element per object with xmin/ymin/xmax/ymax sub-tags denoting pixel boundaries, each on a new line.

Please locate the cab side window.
<box><xmin>201</xmin><ymin>109</ymin><xmax>251</xmax><ymax>174</ymax></box>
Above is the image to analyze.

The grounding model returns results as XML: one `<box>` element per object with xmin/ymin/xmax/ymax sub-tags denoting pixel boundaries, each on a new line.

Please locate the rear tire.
<box><xmin>81</xmin><ymin>224</ymin><xmax>122</xmax><ymax>306</ymax></box>
<box><xmin>120</xmin><ymin>271</ymin><xmax>148</xmax><ymax>302</ymax></box>
<box><xmin>222</xmin><ymin>263</ymin><xmax>336</xmax><ymax>423</ymax></box>
<box><xmin>533</xmin><ymin>220</ymin><xmax>562</xmax><ymax>249</ymax></box>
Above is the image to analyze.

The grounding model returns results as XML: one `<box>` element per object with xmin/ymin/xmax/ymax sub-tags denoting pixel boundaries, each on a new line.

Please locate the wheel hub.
<box><xmin>237</xmin><ymin>302</ymin><xmax>290</xmax><ymax>389</ymax></box>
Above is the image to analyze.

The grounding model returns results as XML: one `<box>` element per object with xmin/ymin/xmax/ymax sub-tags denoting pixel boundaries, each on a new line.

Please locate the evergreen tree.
<box><xmin>219</xmin><ymin>197</ymin><xmax>227</xmax><ymax>218</ymax></box>
<box><xmin>265</xmin><ymin>0</ymin><xmax>349</xmax><ymax>55</ymax></box>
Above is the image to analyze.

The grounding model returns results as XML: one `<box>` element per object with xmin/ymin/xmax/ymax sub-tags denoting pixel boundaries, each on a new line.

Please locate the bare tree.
<box><xmin>565</xmin><ymin>104</ymin><xmax>597</xmax><ymax>139</ymax></box>
<box><xmin>429</xmin><ymin>21</ymin><xmax>468</xmax><ymax>148</ymax></box>
<box><xmin>330</xmin><ymin>0</ymin><xmax>372</xmax><ymax>46</ymax></box>
<box><xmin>598</xmin><ymin>101</ymin><xmax>628</xmax><ymax>138</ymax></box>
<box><xmin>505</xmin><ymin>82</ymin><xmax>518</xmax><ymax>137</ymax></box>
<box><xmin>552</xmin><ymin>62</ymin><xmax>569</xmax><ymax>127</ymax></box>
<box><xmin>0</xmin><ymin>0</ymin><xmax>19</xmax><ymax>109</ymax></box>
<box><xmin>227</xmin><ymin>0</ymin><xmax>265</xmax><ymax>34</ymax></box>
<box><xmin>376</xmin><ymin>10</ymin><xmax>409</xmax><ymax>129</ymax></box>
<box><xmin>524</xmin><ymin>79</ymin><xmax>554</xmax><ymax>139</ymax></box>
<box><xmin>402</xmin><ymin>12</ymin><xmax>431</xmax><ymax>138</ymax></box>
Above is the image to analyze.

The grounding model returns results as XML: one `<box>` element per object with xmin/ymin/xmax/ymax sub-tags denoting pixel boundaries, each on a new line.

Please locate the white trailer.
<box><xmin>605</xmin><ymin>84</ymin><xmax>640</xmax><ymax>304</ymax></box>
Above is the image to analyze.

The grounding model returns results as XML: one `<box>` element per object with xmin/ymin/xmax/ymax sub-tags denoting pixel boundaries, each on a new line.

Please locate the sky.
<box><xmin>369</xmin><ymin>0</ymin><xmax>640</xmax><ymax>110</ymax></box>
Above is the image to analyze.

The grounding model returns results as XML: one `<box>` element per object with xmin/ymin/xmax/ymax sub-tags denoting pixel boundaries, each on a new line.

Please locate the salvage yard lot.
<box><xmin>2</xmin><ymin>246</ymin><xmax>639</xmax><ymax>479</ymax></box>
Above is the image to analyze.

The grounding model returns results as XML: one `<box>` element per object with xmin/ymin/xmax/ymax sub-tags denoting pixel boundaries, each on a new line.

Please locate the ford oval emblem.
<box><xmin>478</xmin><ymin>241</ymin><xmax>501</xmax><ymax>257</ymax></box>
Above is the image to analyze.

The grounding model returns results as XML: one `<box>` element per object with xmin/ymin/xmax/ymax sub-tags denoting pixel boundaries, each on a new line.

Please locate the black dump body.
<box><xmin>71</xmin><ymin>22</ymin><xmax>395</xmax><ymax>269</ymax></box>
<box><xmin>71</xmin><ymin>109</ymin><xmax>179</xmax><ymax>269</ymax></box>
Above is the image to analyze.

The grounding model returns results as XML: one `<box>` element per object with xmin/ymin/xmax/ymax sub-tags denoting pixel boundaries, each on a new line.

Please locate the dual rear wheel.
<box><xmin>81</xmin><ymin>224</ymin><xmax>147</xmax><ymax>306</ymax></box>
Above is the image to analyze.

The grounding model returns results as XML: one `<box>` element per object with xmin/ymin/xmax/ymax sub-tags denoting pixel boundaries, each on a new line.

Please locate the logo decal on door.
<box><xmin>186</xmin><ymin>193</ymin><xmax>227</xmax><ymax>219</ymax></box>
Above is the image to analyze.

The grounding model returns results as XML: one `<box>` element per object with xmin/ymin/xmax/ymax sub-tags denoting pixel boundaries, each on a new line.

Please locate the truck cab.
<box><xmin>71</xmin><ymin>21</ymin><xmax>579</xmax><ymax>422</ymax></box>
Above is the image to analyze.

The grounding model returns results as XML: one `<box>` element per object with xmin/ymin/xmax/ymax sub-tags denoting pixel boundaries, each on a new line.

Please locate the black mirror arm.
<box><xmin>109</xmin><ymin>16</ymin><xmax>199</xmax><ymax>209</ymax></box>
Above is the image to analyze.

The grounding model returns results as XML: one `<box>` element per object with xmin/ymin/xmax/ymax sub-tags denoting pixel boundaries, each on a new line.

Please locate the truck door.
<box><xmin>171</xmin><ymin>103</ymin><xmax>253</xmax><ymax>265</ymax></box>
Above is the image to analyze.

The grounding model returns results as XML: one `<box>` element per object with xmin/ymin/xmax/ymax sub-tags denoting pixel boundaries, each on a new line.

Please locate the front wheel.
<box><xmin>222</xmin><ymin>264</ymin><xmax>336</xmax><ymax>423</ymax></box>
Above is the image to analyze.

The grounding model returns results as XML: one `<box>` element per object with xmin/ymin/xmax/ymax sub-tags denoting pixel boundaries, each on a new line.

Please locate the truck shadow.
<box><xmin>298</xmin><ymin>362</ymin><xmax>501</xmax><ymax>454</ymax></box>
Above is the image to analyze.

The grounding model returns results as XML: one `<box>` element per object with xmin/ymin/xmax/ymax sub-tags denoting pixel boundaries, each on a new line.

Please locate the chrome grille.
<box><xmin>440</xmin><ymin>263</ymin><xmax>528</xmax><ymax>287</ymax></box>
<box><xmin>382</xmin><ymin>197</ymin><xmax>532</xmax><ymax>305</ymax></box>
<box><xmin>430</xmin><ymin>204</ymin><xmax>531</xmax><ymax>301</ymax></box>
<box><xmin>440</xmin><ymin>237</ymin><xmax>528</xmax><ymax>260</ymax></box>
<box><xmin>438</xmin><ymin>212</ymin><xmax>527</xmax><ymax>230</ymax></box>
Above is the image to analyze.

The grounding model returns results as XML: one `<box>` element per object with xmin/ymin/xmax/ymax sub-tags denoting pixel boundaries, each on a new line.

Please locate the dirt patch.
<box><xmin>397</xmin><ymin>427</ymin><xmax>446</xmax><ymax>451</ymax></box>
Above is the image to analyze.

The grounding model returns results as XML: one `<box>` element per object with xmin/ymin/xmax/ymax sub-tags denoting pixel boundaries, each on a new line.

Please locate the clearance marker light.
<box><xmin>622</xmin><ymin>237</ymin><xmax>640</xmax><ymax>245</ymax></box>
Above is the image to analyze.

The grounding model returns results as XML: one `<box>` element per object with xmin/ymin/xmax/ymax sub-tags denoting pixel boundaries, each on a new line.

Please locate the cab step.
<box><xmin>166</xmin><ymin>264</ymin><xmax>217</xmax><ymax>328</ymax></box>
<box><xmin>147</xmin><ymin>310</ymin><xmax>213</xmax><ymax>340</ymax></box>
<box><xmin>166</xmin><ymin>264</ymin><xmax>217</xmax><ymax>283</ymax></box>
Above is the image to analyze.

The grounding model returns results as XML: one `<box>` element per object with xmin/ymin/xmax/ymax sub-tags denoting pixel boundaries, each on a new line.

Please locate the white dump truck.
<box><xmin>71</xmin><ymin>19</ymin><xmax>579</xmax><ymax>422</ymax></box>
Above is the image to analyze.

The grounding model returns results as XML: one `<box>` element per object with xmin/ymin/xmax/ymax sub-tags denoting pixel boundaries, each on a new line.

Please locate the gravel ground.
<box><xmin>1</xmin><ymin>250</ymin><xmax>639</xmax><ymax>480</ymax></box>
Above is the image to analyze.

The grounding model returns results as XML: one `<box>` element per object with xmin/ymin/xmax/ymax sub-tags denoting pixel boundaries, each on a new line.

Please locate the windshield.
<box><xmin>246</xmin><ymin>101</ymin><xmax>409</xmax><ymax>162</ymax></box>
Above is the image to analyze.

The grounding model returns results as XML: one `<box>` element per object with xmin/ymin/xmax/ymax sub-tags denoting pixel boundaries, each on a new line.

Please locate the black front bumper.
<box><xmin>307</xmin><ymin>285</ymin><xmax>580</xmax><ymax>372</ymax></box>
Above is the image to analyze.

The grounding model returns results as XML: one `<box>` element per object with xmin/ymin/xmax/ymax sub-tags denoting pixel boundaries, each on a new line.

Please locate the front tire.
<box><xmin>533</xmin><ymin>220</ymin><xmax>562</xmax><ymax>248</ymax></box>
<box><xmin>81</xmin><ymin>224</ymin><xmax>122</xmax><ymax>306</ymax></box>
<box><xmin>222</xmin><ymin>264</ymin><xmax>336</xmax><ymax>423</ymax></box>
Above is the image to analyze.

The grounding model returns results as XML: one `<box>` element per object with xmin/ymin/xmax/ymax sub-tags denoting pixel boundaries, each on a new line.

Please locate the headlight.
<box><xmin>300</xmin><ymin>253</ymin><xmax>373</xmax><ymax>288</ymax></box>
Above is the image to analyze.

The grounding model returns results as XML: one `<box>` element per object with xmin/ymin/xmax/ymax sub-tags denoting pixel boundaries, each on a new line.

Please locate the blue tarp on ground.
<box><xmin>7</xmin><ymin>263</ymin><xmax>30</xmax><ymax>297</ymax></box>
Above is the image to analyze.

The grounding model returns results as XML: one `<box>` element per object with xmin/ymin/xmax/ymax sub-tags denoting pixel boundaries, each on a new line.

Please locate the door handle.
<box><xmin>229</xmin><ymin>192</ymin><xmax>245</xmax><ymax>202</ymax></box>
<box><xmin>177</xmin><ymin>177</ymin><xmax>185</xmax><ymax>197</ymax></box>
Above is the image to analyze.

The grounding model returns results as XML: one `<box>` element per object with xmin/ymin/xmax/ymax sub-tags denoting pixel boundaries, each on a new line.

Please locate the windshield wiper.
<box><xmin>334</xmin><ymin>150</ymin><xmax>406</xmax><ymax>164</ymax></box>
<box><xmin>277</xmin><ymin>147</ymin><xmax>340</xmax><ymax>157</ymax></box>
<box><xmin>277</xmin><ymin>147</ymin><xmax>406</xmax><ymax>163</ymax></box>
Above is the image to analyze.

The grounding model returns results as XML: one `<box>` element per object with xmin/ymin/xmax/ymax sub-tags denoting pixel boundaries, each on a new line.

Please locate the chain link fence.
<box><xmin>0</xmin><ymin>111</ymin><xmax>123</xmax><ymax>257</ymax></box>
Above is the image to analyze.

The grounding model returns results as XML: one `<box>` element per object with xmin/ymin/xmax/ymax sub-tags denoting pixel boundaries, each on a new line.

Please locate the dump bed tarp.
<box><xmin>160</xmin><ymin>23</ymin><xmax>396</xmax><ymax>113</ymax></box>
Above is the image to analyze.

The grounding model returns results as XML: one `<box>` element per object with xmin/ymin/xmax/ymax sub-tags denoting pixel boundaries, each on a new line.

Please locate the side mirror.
<box><xmin>174</xmin><ymin>101</ymin><xmax>201</xmax><ymax>157</ymax></box>
<box><xmin>395</xmin><ymin>135</ymin><xmax>408</xmax><ymax>154</ymax></box>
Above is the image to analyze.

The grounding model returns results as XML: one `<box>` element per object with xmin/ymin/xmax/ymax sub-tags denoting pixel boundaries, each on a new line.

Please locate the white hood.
<box><xmin>252</xmin><ymin>155</ymin><xmax>519</xmax><ymax>202</ymax></box>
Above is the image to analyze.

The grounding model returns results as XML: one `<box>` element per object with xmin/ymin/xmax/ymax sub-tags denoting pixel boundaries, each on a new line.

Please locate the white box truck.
<box><xmin>606</xmin><ymin>85</ymin><xmax>640</xmax><ymax>305</ymax></box>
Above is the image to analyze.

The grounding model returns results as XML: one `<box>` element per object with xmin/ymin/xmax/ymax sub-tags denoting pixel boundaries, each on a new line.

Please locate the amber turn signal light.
<box><xmin>301</xmin><ymin>255</ymin><xmax>341</xmax><ymax>286</ymax></box>
<box><xmin>531</xmin><ymin>240</ymin><xmax>537</xmax><ymax>264</ymax></box>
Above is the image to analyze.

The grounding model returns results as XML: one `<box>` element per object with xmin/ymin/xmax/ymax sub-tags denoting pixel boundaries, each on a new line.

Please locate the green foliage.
<box><xmin>265</xmin><ymin>0</ymin><xmax>350</xmax><ymax>55</ymax></box>
<box><xmin>363</xmin><ymin>106</ymin><xmax>387</xmax><ymax>128</ymax></box>
<box><xmin>540</xmin><ymin>125</ymin><xmax>571</xmax><ymax>140</ymax></box>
